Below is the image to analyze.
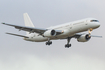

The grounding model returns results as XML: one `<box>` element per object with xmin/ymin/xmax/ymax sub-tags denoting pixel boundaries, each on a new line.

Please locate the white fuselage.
<box><xmin>24</xmin><ymin>18</ymin><xmax>100</xmax><ymax>42</ymax></box>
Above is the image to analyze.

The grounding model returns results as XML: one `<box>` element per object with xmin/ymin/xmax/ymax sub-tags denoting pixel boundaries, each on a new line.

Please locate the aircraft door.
<box><xmin>85</xmin><ymin>20</ymin><xmax>88</xmax><ymax>25</ymax></box>
<box><xmin>70</xmin><ymin>23</ymin><xmax>72</xmax><ymax>29</ymax></box>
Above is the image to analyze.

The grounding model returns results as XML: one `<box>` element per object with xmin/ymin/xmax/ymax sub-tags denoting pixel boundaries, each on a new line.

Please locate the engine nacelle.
<box><xmin>43</xmin><ymin>30</ymin><xmax>56</xmax><ymax>37</ymax></box>
<box><xmin>77</xmin><ymin>34</ymin><xmax>91</xmax><ymax>42</ymax></box>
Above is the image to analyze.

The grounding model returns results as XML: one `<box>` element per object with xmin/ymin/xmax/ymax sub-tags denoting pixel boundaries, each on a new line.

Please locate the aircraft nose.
<box><xmin>96</xmin><ymin>22</ymin><xmax>100</xmax><ymax>27</ymax></box>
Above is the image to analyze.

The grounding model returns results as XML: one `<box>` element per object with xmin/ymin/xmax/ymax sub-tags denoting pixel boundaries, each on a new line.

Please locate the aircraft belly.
<box><xmin>33</xmin><ymin>36</ymin><xmax>48</xmax><ymax>42</ymax></box>
<box><xmin>25</xmin><ymin>36</ymin><xmax>48</xmax><ymax>42</ymax></box>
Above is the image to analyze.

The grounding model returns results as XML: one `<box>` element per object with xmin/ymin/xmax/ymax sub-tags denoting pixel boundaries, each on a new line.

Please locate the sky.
<box><xmin>0</xmin><ymin>0</ymin><xmax>105</xmax><ymax>70</ymax></box>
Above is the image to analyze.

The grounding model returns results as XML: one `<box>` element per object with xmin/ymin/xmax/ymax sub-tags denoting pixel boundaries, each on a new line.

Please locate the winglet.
<box><xmin>2</xmin><ymin>22</ymin><xmax>5</xmax><ymax>24</ymax></box>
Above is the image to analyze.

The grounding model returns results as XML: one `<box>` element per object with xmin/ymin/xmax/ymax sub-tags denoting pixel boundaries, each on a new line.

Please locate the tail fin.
<box><xmin>23</xmin><ymin>13</ymin><xmax>34</xmax><ymax>35</ymax></box>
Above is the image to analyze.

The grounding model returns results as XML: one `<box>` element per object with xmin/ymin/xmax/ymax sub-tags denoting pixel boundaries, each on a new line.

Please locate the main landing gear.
<box><xmin>45</xmin><ymin>38</ymin><xmax>72</xmax><ymax>48</ymax></box>
<box><xmin>46</xmin><ymin>41</ymin><xmax>52</xmax><ymax>45</ymax></box>
<box><xmin>65</xmin><ymin>37</ymin><xmax>71</xmax><ymax>48</ymax></box>
<box><xmin>46</xmin><ymin>38</ymin><xmax>52</xmax><ymax>45</ymax></box>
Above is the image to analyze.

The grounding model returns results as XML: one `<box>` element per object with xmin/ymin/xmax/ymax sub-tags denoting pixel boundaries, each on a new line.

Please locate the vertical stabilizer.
<box><xmin>23</xmin><ymin>13</ymin><xmax>35</xmax><ymax>35</ymax></box>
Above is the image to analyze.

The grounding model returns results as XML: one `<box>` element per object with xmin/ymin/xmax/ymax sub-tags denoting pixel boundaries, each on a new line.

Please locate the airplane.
<box><xmin>2</xmin><ymin>13</ymin><xmax>102</xmax><ymax>48</ymax></box>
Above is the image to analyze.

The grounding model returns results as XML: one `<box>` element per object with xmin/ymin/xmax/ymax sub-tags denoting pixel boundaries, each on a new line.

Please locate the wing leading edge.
<box><xmin>2</xmin><ymin>23</ymin><xmax>63</xmax><ymax>35</ymax></box>
<box><xmin>2</xmin><ymin>23</ymin><xmax>47</xmax><ymax>35</ymax></box>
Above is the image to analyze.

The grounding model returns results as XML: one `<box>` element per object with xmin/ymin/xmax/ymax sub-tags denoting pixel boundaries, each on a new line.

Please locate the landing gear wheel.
<box><xmin>46</xmin><ymin>41</ymin><xmax>52</xmax><ymax>46</ymax></box>
<box><xmin>65</xmin><ymin>44</ymin><xmax>71</xmax><ymax>48</ymax></box>
<box><xmin>46</xmin><ymin>38</ymin><xmax>52</xmax><ymax>46</ymax></box>
<box><xmin>65</xmin><ymin>37</ymin><xmax>72</xmax><ymax>48</ymax></box>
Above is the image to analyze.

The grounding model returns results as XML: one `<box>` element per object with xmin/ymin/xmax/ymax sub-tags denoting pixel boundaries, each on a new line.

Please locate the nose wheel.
<box><xmin>65</xmin><ymin>37</ymin><xmax>71</xmax><ymax>48</ymax></box>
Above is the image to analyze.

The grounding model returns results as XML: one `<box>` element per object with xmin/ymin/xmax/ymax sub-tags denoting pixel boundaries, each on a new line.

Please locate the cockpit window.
<box><xmin>90</xmin><ymin>20</ymin><xmax>99</xmax><ymax>22</ymax></box>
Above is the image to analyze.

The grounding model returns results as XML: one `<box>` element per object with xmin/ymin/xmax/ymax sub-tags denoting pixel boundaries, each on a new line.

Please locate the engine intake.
<box><xmin>51</xmin><ymin>30</ymin><xmax>56</xmax><ymax>36</ymax></box>
<box><xmin>77</xmin><ymin>34</ymin><xmax>91</xmax><ymax>42</ymax></box>
<box><xmin>43</xmin><ymin>30</ymin><xmax>56</xmax><ymax>37</ymax></box>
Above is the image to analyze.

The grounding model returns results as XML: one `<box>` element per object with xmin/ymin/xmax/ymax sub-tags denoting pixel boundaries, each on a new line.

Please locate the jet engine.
<box><xmin>43</xmin><ymin>30</ymin><xmax>56</xmax><ymax>37</ymax></box>
<box><xmin>77</xmin><ymin>34</ymin><xmax>91</xmax><ymax>42</ymax></box>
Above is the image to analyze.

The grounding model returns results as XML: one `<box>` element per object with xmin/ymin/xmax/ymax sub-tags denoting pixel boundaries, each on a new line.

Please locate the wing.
<box><xmin>2</xmin><ymin>23</ymin><xmax>63</xmax><ymax>35</ymax></box>
<box><xmin>2</xmin><ymin>23</ymin><xmax>47</xmax><ymax>35</ymax></box>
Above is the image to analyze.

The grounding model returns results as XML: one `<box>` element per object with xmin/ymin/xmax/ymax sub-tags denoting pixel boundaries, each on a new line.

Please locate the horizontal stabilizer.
<box><xmin>6</xmin><ymin>32</ymin><xmax>29</xmax><ymax>38</ymax></box>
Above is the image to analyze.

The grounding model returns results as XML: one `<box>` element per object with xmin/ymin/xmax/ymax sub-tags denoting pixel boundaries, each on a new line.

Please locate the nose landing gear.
<box><xmin>88</xmin><ymin>28</ymin><xmax>93</xmax><ymax>34</ymax></box>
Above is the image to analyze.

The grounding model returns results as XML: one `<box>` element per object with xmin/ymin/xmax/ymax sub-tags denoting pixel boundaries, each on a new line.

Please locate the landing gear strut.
<box><xmin>46</xmin><ymin>38</ymin><xmax>52</xmax><ymax>46</ymax></box>
<box><xmin>88</xmin><ymin>28</ymin><xmax>93</xmax><ymax>34</ymax></box>
<box><xmin>65</xmin><ymin>37</ymin><xmax>71</xmax><ymax>48</ymax></box>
